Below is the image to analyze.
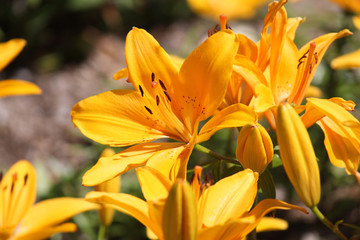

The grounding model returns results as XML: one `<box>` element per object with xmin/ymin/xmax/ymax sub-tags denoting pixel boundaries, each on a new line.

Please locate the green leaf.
<box><xmin>271</xmin><ymin>154</ymin><xmax>282</xmax><ymax>168</ymax></box>
<box><xmin>259</xmin><ymin>169</ymin><xmax>276</xmax><ymax>199</ymax></box>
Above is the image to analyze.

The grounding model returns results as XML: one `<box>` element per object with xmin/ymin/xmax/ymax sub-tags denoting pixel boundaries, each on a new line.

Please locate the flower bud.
<box><xmin>276</xmin><ymin>103</ymin><xmax>320</xmax><ymax>207</ymax></box>
<box><xmin>236</xmin><ymin>123</ymin><xmax>273</xmax><ymax>173</ymax></box>
<box><xmin>94</xmin><ymin>148</ymin><xmax>121</xmax><ymax>226</ymax></box>
<box><xmin>162</xmin><ymin>179</ymin><xmax>197</xmax><ymax>240</ymax></box>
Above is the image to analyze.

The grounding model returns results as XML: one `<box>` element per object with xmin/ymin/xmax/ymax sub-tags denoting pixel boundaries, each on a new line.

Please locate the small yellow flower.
<box><xmin>276</xmin><ymin>103</ymin><xmax>321</xmax><ymax>207</ymax></box>
<box><xmin>236</xmin><ymin>123</ymin><xmax>273</xmax><ymax>173</ymax></box>
<box><xmin>0</xmin><ymin>39</ymin><xmax>41</xmax><ymax>98</ymax></box>
<box><xmin>86</xmin><ymin>166</ymin><xmax>307</xmax><ymax>240</ymax></box>
<box><xmin>0</xmin><ymin>160</ymin><xmax>99</xmax><ymax>240</ymax></box>
<box><xmin>94</xmin><ymin>148</ymin><xmax>121</xmax><ymax>226</ymax></box>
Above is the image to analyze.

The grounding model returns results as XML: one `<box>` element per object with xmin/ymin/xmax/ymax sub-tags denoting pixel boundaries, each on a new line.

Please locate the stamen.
<box><xmin>159</xmin><ymin>79</ymin><xmax>167</xmax><ymax>91</ymax></box>
<box><xmin>139</xmin><ymin>85</ymin><xmax>144</xmax><ymax>97</ymax></box>
<box><xmin>164</xmin><ymin>91</ymin><xmax>171</xmax><ymax>101</ymax></box>
<box><xmin>144</xmin><ymin>106</ymin><xmax>153</xmax><ymax>115</ymax></box>
<box><xmin>220</xmin><ymin>14</ymin><xmax>227</xmax><ymax>31</ymax></box>
<box><xmin>156</xmin><ymin>95</ymin><xmax>160</xmax><ymax>106</ymax></box>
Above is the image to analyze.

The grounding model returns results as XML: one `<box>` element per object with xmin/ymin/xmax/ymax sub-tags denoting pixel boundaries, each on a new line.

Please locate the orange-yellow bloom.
<box><xmin>0</xmin><ymin>160</ymin><xmax>99</xmax><ymax>240</ymax></box>
<box><xmin>276</xmin><ymin>103</ymin><xmax>321</xmax><ymax>207</ymax></box>
<box><xmin>0</xmin><ymin>39</ymin><xmax>41</xmax><ymax>98</ymax></box>
<box><xmin>72</xmin><ymin>28</ymin><xmax>257</xmax><ymax>185</ymax></box>
<box><xmin>86</xmin><ymin>166</ymin><xmax>306</xmax><ymax>240</ymax></box>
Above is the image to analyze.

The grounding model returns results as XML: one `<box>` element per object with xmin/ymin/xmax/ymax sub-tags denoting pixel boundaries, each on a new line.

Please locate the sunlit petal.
<box><xmin>0</xmin><ymin>80</ymin><xmax>41</xmax><ymax>98</ymax></box>
<box><xmin>82</xmin><ymin>142</ymin><xmax>185</xmax><ymax>186</ymax></box>
<box><xmin>199</xmin><ymin>169</ymin><xmax>258</xmax><ymax>227</ymax></box>
<box><xmin>256</xmin><ymin>217</ymin><xmax>288</xmax><ymax>232</ymax></box>
<box><xmin>86</xmin><ymin>191</ymin><xmax>162</xmax><ymax>237</ymax></box>
<box><xmin>0</xmin><ymin>39</ymin><xmax>26</xmax><ymax>71</ymax></box>
<box><xmin>174</xmin><ymin>30</ymin><xmax>239</xmax><ymax>133</ymax></box>
<box><xmin>331</xmin><ymin>48</ymin><xmax>360</xmax><ymax>69</ymax></box>
<box><xmin>71</xmin><ymin>89</ymin><xmax>176</xmax><ymax>147</ymax></box>
<box><xmin>12</xmin><ymin>223</ymin><xmax>76</xmax><ymax>240</ymax></box>
<box><xmin>16</xmin><ymin>198</ymin><xmax>99</xmax><ymax>238</ymax></box>
<box><xmin>136</xmin><ymin>166</ymin><xmax>172</xmax><ymax>201</ymax></box>
<box><xmin>198</xmin><ymin>103</ymin><xmax>257</xmax><ymax>143</ymax></box>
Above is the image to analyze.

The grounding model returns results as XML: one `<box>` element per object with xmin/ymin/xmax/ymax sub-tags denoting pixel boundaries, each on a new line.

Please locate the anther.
<box><xmin>24</xmin><ymin>174</ymin><xmax>28</xmax><ymax>186</ymax></box>
<box><xmin>156</xmin><ymin>95</ymin><xmax>160</xmax><ymax>106</ymax></box>
<box><xmin>0</xmin><ymin>171</ymin><xmax>2</xmax><ymax>183</ymax></box>
<box><xmin>139</xmin><ymin>85</ymin><xmax>144</xmax><ymax>97</ymax></box>
<box><xmin>297</xmin><ymin>60</ymin><xmax>304</xmax><ymax>69</ymax></box>
<box><xmin>164</xmin><ymin>91</ymin><xmax>171</xmax><ymax>101</ymax></box>
<box><xmin>159</xmin><ymin>79</ymin><xmax>167</xmax><ymax>91</ymax></box>
<box><xmin>151</xmin><ymin>73</ymin><xmax>155</xmax><ymax>82</ymax></box>
<box><xmin>144</xmin><ymin>106</ymin><xmax>153</xmax><ymax>115</ymax></box>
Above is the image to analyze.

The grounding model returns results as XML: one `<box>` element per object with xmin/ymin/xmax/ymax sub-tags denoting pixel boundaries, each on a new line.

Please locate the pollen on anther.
<box><xmin>151</xmin><ymin>73</ymin><xmax>155</xmax><ymax>82</ymax></box>
<box><xmin>139</xmin><ymin>85</ymin><xmax>144</xmax><ymax>97</ymax></box>
<box><xmin>156</xmin><ymin>95</ymin><xmax>160</xmax><ymax>106</ymax></box>
<box><xmin>145</xmin><ymin>106</ymin><xmax>153</xmax><ymax>114</ymax></box>
<box><xmin>164</xmin><ymin>91</ymin><xmax>171</xmax><ymax>101</ymax></box>
<box><xmin>24</xmin><ymin>174</ymin><xmax>29</xmax><ymax>186</ymax></box>
<box><xmin>159</xmin><ymin>79</ymin><xmax>167</xmax><ymax>91</ymax></box>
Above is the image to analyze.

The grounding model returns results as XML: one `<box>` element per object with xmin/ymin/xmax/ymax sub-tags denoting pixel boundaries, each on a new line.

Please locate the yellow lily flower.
<box><xmin>301</xmin><ymin>98</ymin><xmax>360</xmax><ymax>183</ymax></box>
<box><xmin>0</xmin><ymin>39</ymin><xmax>41</xmax><ymax>98</ymax></box>
<box><xmin>72</xmin><ymin>27</ymin><xmax>257</xmax><ymax>185</ymax></box>
<box><xmin>276</xmin><ymin>103</ymin><xmax>321</xmax><ymax>208</ymax></box>
<box><xmin>94</xmin><ymin>148</ymin><xmax>121</xmax><ymax>226</ymax></box>
<box><xmin>86</xmin><ymin>166</ymin><xmax>306</xmax><ymax>240</ymax></box>
<box><xmin>186</xmin><ymin>0</ymin><xmax>270</xmax><ymax>20</ymax></box>
<box><xmin>0</xmin><ymin>160</ymin><xmax>100</xmax><ymax>240</ymax></box>
<box><xmin>230</xmin><ymin>0</ymin><xmax>351</xmax><ymax>125</ymax></box>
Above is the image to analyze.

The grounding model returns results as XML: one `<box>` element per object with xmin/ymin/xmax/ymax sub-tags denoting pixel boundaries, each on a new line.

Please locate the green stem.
<box><xmin>194</xmin><ymin>144</ymin><xmax>239</xmax><ymax>165</ymax></box>
<box><xmin>311</xmin><ymin>206</ymin><xmax>348</xmax><ymax>240</ymax></box>
<box><xmin>98</xmin><ymin>223</ymin><xmax>108</xmax><ymax>240</ymax></box>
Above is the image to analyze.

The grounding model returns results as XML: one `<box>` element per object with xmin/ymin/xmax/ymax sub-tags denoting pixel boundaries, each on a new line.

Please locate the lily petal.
<box><xmin>0</xmin><ymin>160</ymin><xmax>36</xmax><ymax>232</ymax></box>
<box><xmin>0</xmin><ymin>79</ymin><xmax>41</xmax><ymax>98</ymax></box>
<box><xmin>199</xmin><ymin>169</ymin><xmax>258</xmax><ymax>227</ymax></box>
<box><xmin>15</xmin><ymin>198</ymin><xmax>99</xmax><ymax>239</ymax></box>
<box><xmin>318</xmin><ymin>117</ymin><xmax>360</xmax><ymax>180</ymax></box>
<box><xmin>197</xmin><ymin>103</ymin><xmax>257</xmax><ymax>143</ymax></box>
<box><xmin>0</xmin><ymin>39</ymin><xmax>26</xmax><ymax>71</ymax></box>
<box><xmin>174</xmin><ymin>30</ymin><xmax>239</xmax><ymax>133</ymax></box>
<box><xmin>82</xmin><ymin>142</ymin><xmax>185</xmax><ymax>186</ymax></box>
<box><xmin>12</xmin><ymin>223</ymin><xmax>76</xmax><ymax>240</ymax></box>
<box><xmin>71</xmin><ymin>89</ymin><xmax>176</xmax><ymax>147</ymax></box>
<box><xmin>199</xmin><ymin>199</ymin><xmax>306</xmax><ymax>240</ymax></box>
<box><xmin>331</xmin><ymin>48</ymin><xmax>360</xmax><ymax>69</ymax></box>
<box><xmin>86</xmin><ymin>191</ymin><xmax>162</xmax><ymax>238</ymax></box>
<box><xmin>256</xmin><ymin>217</ymin><xmax>288</xmax><ymax>232</ymax></box>
<box><xmin>136</xmin><ymin>166</ymin><xmax>172</xmax><ymax>201</ymax></box>
<box><xmin>125</xmin><ymin>28</ymin><xmax>188</xmax><ymax>139</ymax></box>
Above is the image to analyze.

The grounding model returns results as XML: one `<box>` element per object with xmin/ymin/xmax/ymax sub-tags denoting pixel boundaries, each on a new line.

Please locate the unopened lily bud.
<box><xmin>236</xmin><ymin>123</ymin><xmax>273</xmax><ymax>173</ymax></box>
<box><xmin>94</xmin><ymin>148</ymin><xmax>121</xmax><ymax>226</ymax></box>
<box><xmin>276</xmin><ymin>103</ymin><xmax>320</xmax><ymax>207</ymax></box>
<box><xmin>163</xmin><ymin>179</ymin><xmax>197</xmax><ymax>240</ymax></box>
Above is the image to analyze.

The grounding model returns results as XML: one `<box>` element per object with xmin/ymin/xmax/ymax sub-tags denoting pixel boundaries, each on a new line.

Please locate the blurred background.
<box><xmin>0</xmin><ymin>0</ymin><xmax>360</xmax><ymax>239</ymax></box>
